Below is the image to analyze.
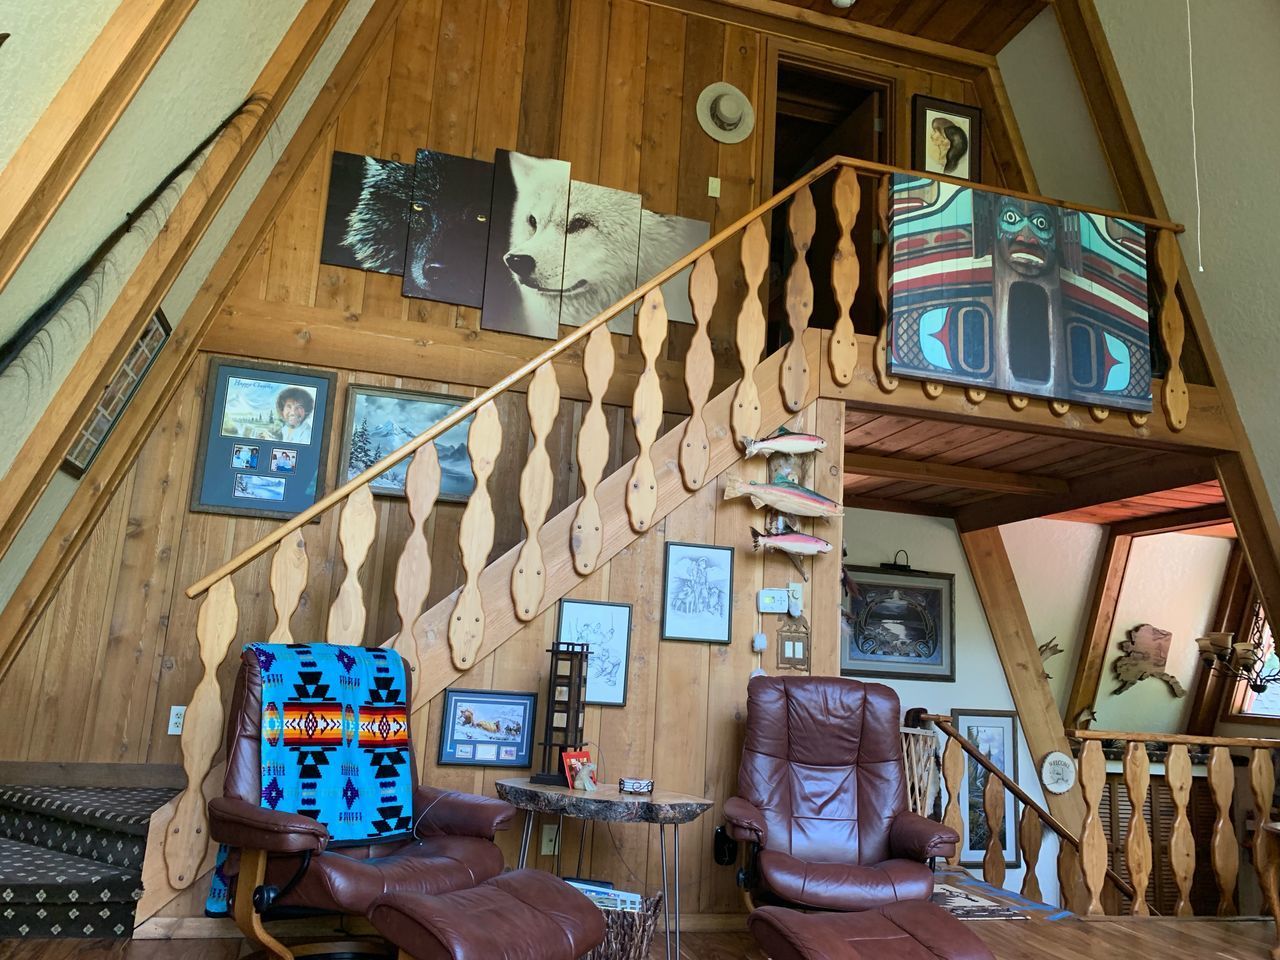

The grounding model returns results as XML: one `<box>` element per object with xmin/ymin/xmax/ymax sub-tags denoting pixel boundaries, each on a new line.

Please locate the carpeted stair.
<box><xmin>0</xmin><ymin>783</ymin><xmax>177</xmax><ymax>938</ymax></box>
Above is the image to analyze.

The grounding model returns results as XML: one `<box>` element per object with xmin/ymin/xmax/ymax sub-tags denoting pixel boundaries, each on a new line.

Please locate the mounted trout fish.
<box><xmin>723</xmin><ymin>478</ymin><xmax>843</xmax><ymax>520</ymax></box>
<box><xmin>749</xmin><ymin>528</ymin><xmax>831</xmax><ymax>581</ymax></box>
<box><xmin>742</xmin><ymin>427</ymin><xmax>827</xmax><ymax>459</ymax></box>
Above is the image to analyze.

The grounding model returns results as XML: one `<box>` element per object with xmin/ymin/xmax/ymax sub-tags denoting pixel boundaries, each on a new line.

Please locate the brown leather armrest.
<box><xmin>724</xmin><ymin>796</ymin><xmax>767</xmax><ymax>846</ymax></box>
<box><xmin>413</xmin><ymin>785</ymin><xmax>515</xmax><ymax>839</ymax></box>
<box><xmin>208</xmin><ymin>796</ymin><xmax>329</xmax><ymax>854</ymax></box>
<box><xmin>889</xmin><ymin>811</ymin><xmax>958</xmax><ymax>861</ymax></box>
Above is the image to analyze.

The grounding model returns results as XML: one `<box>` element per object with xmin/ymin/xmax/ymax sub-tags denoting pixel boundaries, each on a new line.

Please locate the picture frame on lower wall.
<box><xmin>189</xmin><ymin>357</ymin><xmax>336</xmax><ymax>521</ymax></box>
<box><xmin>438</xmin><ymin>688</ymin><xmax>538</xmax><ymax>768</ymax></box>
<box><xmin>840</xmin><ymin>564</ymin><xmax>955</xmax><ymax>682</ymax></box>
<box><xmin>661</xmin><ymin>541</ymin><xmax>735</xmax><ymax>644</ymax></box>
<box><xmin>556</xmin><ymin>599</ymin><xmax>632</xmax><ymax>707</ymax></box>
<box><xmin>951</xmin><ymin>709</ymin><xmax>1021</xmax><ymax>869</ymax></box>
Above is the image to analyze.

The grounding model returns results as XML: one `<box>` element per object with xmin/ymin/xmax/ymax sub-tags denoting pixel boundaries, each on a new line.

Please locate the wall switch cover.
<box><xmin>707</xmin><ymin>176</ymin><xmax>721</xmax><ymax>198</ymax></box>
<box><xmin>167</xmin><ymin>706</ymin><xmax>186</xmax><ymax>735</ymax></box>
<box><xmin>757</xmin><ymin>588</ymin><xmax>789</xmax><ymax>613</ymax></box>
<box><xmin>788</xmin><ymin>582</ymin><xmax>804</xmax><ymax>615</ymax></box>
<box><xmin>540</xmin><ymin>823</ymin><xmax>560</xmax><ymax>856</ymax></box>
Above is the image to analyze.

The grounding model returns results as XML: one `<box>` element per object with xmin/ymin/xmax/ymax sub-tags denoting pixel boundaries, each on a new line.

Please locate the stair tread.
<box><xmin>0</xmin><ymin>837</ymin><xmax>141</xmax><ymax>905</ymax></box>
<box><xmin>0</xmin><ymin>785</ymin><xmax>176</xmax><ymax>837</ymax></box>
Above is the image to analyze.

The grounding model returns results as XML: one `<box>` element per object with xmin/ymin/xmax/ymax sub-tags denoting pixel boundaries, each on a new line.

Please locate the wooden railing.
<box><xmin>155</xmin><ymin>157</ymin><xmax>1186</xmax><ymax>900</ymax></box>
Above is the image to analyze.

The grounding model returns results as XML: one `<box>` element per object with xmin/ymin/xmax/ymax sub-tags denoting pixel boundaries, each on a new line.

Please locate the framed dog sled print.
<box><xmin>840</xmin><ymin>564</ymin><xmax>955</xmax><ymax>682</ymax></box>
<box><xmin>438</xmin><ymin>689</ymin><xmax>538</xmax><ymax>768</ymax></box>
<box><xmin>661</xmin><ymin>542</ymin><xmax>734</xmax><ymax>645</ymax></box>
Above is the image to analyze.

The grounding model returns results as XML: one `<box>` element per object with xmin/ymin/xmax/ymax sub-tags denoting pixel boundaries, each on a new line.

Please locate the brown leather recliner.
<box><xmin>209</xmin><ymin>648</ymin><xmax>515</xmax><ymax>958</ymax></box>
<box><xmin>724</xmin><ymin>675</ymin><xmax>958</xmax><ymax>912</ymax></box>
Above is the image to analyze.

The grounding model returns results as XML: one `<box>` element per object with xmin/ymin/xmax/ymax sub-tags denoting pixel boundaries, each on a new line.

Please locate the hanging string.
<box><xmin>1185</xmin><ymin>0</ymin><xmax>1204</xmax><ymax>272</ymax></box>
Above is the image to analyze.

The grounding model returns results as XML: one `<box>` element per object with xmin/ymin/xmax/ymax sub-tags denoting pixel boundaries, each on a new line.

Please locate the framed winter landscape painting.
<box><xmin>556</xmin><ymin>599</ymin><xmax>631</xmax><ymax>707</ymax></box>
<box><xmin>661</xmin><ymin>542</ymin><xmax>734</xmax><ymax>644</ymax></box>
<box><xmin>950</xmin><ymin>709</ymin><xmax>1020</xmax><ymax>869</ymax></box>
<box><xmin>339</xmin><ymin>385</ymin><xmax>475</xmax><ymax>501</ymax></box>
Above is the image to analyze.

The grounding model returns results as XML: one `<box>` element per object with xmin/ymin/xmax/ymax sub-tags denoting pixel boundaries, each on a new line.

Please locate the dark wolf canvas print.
<box><xmin>887</xmin><ymin>173</ymin><xmax>1152</xmax><ymax>412</ymax></box>
<box><xmin>481</xmin><ymin>150</ymin><xmax>572</xmax><ymax>340</ymax></box>
<box><xmin>320</xmin><ymin>151</ymin><xmax>413</xmax><ymax>275</ymax></box>
<box><xmin>401</xmin><ymin>149</ymin><xmax>494</xmax><ymax>307</ymax></box>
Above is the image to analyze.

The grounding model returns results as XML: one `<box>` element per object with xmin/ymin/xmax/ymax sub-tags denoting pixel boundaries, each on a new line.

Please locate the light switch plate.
<box><xmin>788</xmin><ymin>582</ymin><xmax>804</xmax><ymax>616</ymax></box>
<box><xmin>757</xmin><ymin>588</ymin><xmax>789</xmax><ymax>613</ymax></box>
<box><xmin>167</xmin><ymin>706</ymin><xmax>186</xmax><ymax>735</ymax></box>
<box><xmin>540</xmin><ymin>823</ymin><xmax>560</xmax><ymax>856</ymax></box>
<box><xmin>707</xmin><ymin>176</ymin><xmax>722</xmax><ymax>198</ymax></box>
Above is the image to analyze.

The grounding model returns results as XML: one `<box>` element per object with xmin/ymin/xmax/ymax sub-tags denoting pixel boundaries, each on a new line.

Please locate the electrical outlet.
<box><xmin>167</xmin><ymin>706</ymin><xmax>186</xmax><ymax>735</ymax></box>
<box><xmin>540</xmin><ymin>823</ymin><xmax>560</xmax><ymax>857</ymax></box>
<box><xmin>707</xmin><ymin>176</ymin><xmax>721</xmax><ymax>198</ymax></box>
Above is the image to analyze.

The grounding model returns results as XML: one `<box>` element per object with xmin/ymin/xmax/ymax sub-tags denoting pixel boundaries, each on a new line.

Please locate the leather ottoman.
<box><xmin>368</xmin><ymin>869</ymin><xmax>606</xmax><ymax>960</ymax></box>
<box><xmin>748</xmin><ymin>901</ymin><xmax>994</xmax><ymax>960</ymax></box>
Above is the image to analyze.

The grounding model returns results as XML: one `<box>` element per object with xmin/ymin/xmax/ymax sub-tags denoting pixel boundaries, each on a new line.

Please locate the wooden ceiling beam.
<box><xmin>0</xmin><ymin>0</ymin><xmax>199</xmax><ymax>298</ymax></box>
<box><xmin>953</xmin><ymin>455</ymin><xmax>1220</xmax><ymax>532</ymax></box>
<box><xmin>1064</xmin><ymin>528</ymin><xmax>1132</xmax><ymax>728</ymax></box>
<box><xmin>1108</xmin><ymin>502</ymin><xmax>1232</xmax><ymax>538</ymax></box>
<box><xmin>844</xmin><ymin>451</ymin><xmax>1068</xmax><ymax>496</ymax></box>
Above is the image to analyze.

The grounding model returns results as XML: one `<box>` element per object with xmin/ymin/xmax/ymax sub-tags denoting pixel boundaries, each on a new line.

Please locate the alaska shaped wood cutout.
<box><xmin>1113</xmin><ymin>623</ymin><xmax>1186</xmax><ymax>697</ymax></box>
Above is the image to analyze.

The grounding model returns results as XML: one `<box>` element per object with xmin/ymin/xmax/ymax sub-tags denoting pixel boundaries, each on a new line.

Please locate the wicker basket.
<box><xmin>581</xmin><ymin>892</ymin><xmax>664</xmax><ymax>960</ymax></box>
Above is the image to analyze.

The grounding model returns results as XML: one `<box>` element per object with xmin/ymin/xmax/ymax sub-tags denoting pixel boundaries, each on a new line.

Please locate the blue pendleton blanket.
<box><xmin>206</xmin><ymin>643</ymin><xmax>414</xmax><ymax>915</ymax></box>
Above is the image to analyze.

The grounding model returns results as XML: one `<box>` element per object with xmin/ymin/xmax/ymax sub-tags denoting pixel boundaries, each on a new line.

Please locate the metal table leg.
<box><xmin>673</xmin><ymin>823</ymin><xmax>682</xmax><ymax>959</ymax></box>
<box><xmin>660</xmin><ymin>822</ymin><xmax>672</xmax><ymax>960</ymax></box>
<box><xmin>518</xmin><ymin>810</ymin><xmax>534</xmax><ymax>870</ymax></box>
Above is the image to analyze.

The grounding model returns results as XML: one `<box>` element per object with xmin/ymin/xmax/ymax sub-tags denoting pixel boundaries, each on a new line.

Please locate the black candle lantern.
<box><xmin>531</xmin><ymin>640</ymin><xmax>590</xmax><ymax>786</ymax></box>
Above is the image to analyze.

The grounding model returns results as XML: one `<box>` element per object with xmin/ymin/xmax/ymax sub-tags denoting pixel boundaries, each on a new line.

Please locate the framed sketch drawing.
<box><xmin>661</xmin><ymin>542</ymin><xmax>734</xmax><ymax>644</ymax></box>
<box><xmin>190</xmin><ymin>358</ymin><xmax>336</xmax><ymax>520</ymax></box>
<box><xmin>912</xmin><ymin>96</ymin><xmax>981</xmax><ymax>182</ymax></box>
<box><xmin>438</xmin><ymin>689</ymin><xmax>537</xmax><ymax>768</ymax></box>
<box><xmin>339</xmin><ymin>385</ymin><xmax>475</xmax><ymax>501</ymax></box>
<box><xmin>557</xmin><ymin>599</ymin><xmax>631</xmax><ymax>707</ymax></box>
<box><xmin>840</xmin><ymin>565</ymin><xmax>954</xmax><ymax>682</ymax></box>
<box><xmin>951</xmin><ymin>709</ymin><xmax>1020</xmax><ymax>869</ymax></box>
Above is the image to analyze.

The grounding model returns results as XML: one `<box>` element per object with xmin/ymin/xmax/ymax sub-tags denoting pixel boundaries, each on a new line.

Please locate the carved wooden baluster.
<box><xmin>1124</xmin><ymin>740</ymin><xmax>1153</xmax><ymax>916</ymax></box>
<box><xmin>732</xmin><ymin>218</ymin><xmax>768</xmax><ymax>447</ymax></box>
<box><xmin>267</xmin><ymin>531</ymin><xmax>308</xmax><ymax>644</ymax></box>
<box><xmin>781</xmin><ymin>185</ymin><xmax>815</xmax><ymax>412</ymax></box>
<box><xmin>829</xmin><ymin>166</ymin><xmax>859</xmax><ymax>385</ymax></box>
<box><xmin>1019</xmin><ymin>805</ymin><xmax>1043</xmax><ymax>901</ymax></box>
<box><xmin>164</xmin><ymin>576</ymin><xmax>238</xmax><ymax>889</ymax></box>
<box><xmin>1250</xmin><ymin>748</ymin><xmax>1280</xmax><ymax>937</ymax></box>
<box><xmin>1058</xmin><ymin>842</ymin><xmax>1083</xmax><ymax>913</ymax></box>
<box><xmin>941</xmin><ymin>736</ymin><xmax>964</xmax><ymax>866</ymax></box>
<box><xmin>680</xmin><ymin>254</ymin><xmax>716</xmax><ymax>491</ymax></box>
<box><xmin>573</xmin><ymin>325</ymin><xmax>613</xmax><ymax>574</ymax></box>
<box><xmin>1079</xmin><ymin>739</ymin><xmax>1107</xmax><ymax>915</ymax></box>
<box><xmin>982</xmin><ymin>770</ymin><xmax>1006</xmax><ymax>889</ymax></box>
<box><xmin>1156</xmin><ymin>229</ymin><xmax>1189</xmax><ymax>431</ymax></box>
<box><xmin>449</xmin><ymin>400</ymin><xmax>502</xmax><ymax>670</ymax></box>
<box><xmin>1167</xmin><ymin>743</ymin><xmax>1195</xmax><ymax>916</ymax></box>
<box><xmin>1207</xmin><ymin>745</ymin><xmax>1238</xmax><ymax>915</ymax></box>
<box><xmin>873</xmin><ymin>174</ymin><xmax>898</xmax><ymax>393</ymax></box>
<box><xmin>326</xmin><ymin>484</ymin><xmax>377</xmax><ymax>646</ymax></box>
<box><xmin>394</xmin><ymin>443</ymin><xmax>440</xmax><ymax>678</ymax></box>
<box><xmin>512</xmin><ymin>364</ymin><xmax>561</xmax><ymax>621</ymax></box>
<box><xmin>627</xmin><ymin>289</ymin><xmax>669</xmax><ymax>533</ymax></box>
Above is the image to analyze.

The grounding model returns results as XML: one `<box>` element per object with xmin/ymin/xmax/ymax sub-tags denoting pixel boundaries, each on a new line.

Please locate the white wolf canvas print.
<box><xmin>557</xmin><ymin>181</ymin><xmax>642</xmax><ymax>335</ymax></box>
<box><xmin>401</xmin><ymin>149</ymin><xmax>493</xmax><ymax>307</ymax></box>
<box><xmin>637</xmin><ymin>211</ymin><xmax>711</xmax><ymax>326</ymax></box>
<box><xmin>320</xmin><ymin>152</ymin><xmax>413</xmax><ymax>275</ymax></box>
<box><xmin>481</xmin><ymin>150</ymin><xmax>572</xmax><ymax>339</ymax></box>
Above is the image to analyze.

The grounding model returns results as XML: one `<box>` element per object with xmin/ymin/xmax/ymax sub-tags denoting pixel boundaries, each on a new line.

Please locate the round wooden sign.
<box><xmin>1040</xmin><ymin>750</ymin><xmax>1077</xmax><ymax>795</ymax></box>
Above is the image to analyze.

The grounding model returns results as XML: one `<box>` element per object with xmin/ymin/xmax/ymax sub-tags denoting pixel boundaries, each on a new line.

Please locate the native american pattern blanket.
<box><xmin>206</xmin><ymin>643</ymin><xmax>414</xmax><ymax>915</ymax></box>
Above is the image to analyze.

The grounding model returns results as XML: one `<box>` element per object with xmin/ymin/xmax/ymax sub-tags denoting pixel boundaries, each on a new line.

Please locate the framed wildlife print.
<box><xmin>190</xmin><ymin>358</ymin><xmax>336</xmax><ymax>520</ymax></box>
<box><xmin>951</xmin><ymin>709</ymin><xmax>1020</xmax><ymax>869</ymax></box>
<box><xmin>661</xmin><ymin>542</ymin><xmax>734</xmax><ymax>644</ymax></box>
<box><xmin>557</xmin><ymin>599</ymin><xmax>631</xmax><ymax>707</ymax></box>
<box><xmin>339</xmin><ymin>385</ymin><xmax>475</xmax><ymax>501</ymax></box>
<box><xmin>840</xmin><ymin>565</ymin><xmax>954</xmax><ymax>682</ymax></box>
<box><xmin>912</xmin><ymin>95</ymin><xmax>981</xmax><ymax>182</ymax></box>
<box><xmin>438</xmin><ymin>689</ymin><xmax>537</xmax><ymax>768</ymax></box>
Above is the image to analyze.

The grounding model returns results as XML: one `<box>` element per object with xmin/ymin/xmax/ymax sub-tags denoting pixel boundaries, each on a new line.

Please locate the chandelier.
<box><xmin>1196</xmin><ymin>631</ymin><xmax>1280</xmax><ymax>693</ymax></box>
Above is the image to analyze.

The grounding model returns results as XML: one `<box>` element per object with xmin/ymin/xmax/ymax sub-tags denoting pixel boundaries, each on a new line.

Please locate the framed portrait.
<box><xmin>661</xmin><ymin>541</ymin><xmax>735</xmax><ymax>644</ymax></box>
<box><xmin>339</xmin><ymin>385</ymin><xmax>475</xmax><ymax>501</ymax></box>
<box><xmin>62</xmin><ymin>309</ymin><xmax>170</xmax><ymax>479</ymax></box>
<box><xmin>190</xmin><ymin>358</ymin><xmax>336</xmax><ymax>520</ymax></box>
<box><xmin>951</xmin><ymin>709</ymin><xmax>1020</xmax><ymax>869</ymax></box>
<box><xmin>840</xmin><ymin>565</ymin><xmax>954</xmax><ymax>682</ymax></box>
<box><xmin>557</xmin><ymin>599</ymin><xmax>631</xmax><ymax>707</ymax></box>
<box><xmin>438</xmin><ymin>689</ymin><xmax>537</xmax><ymax>767</ymax></box>
<box><xmin>912</xmin><ymin>96</ymin><xmax>981</xmax><ymax>182</ymax></box>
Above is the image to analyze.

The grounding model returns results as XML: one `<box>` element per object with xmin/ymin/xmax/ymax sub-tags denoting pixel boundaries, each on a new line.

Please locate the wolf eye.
<box><xmin>527</xmin><ymin>214</ymin><xmax>537</xmax><ymax>230</ymax></box>
<box><xmin>568</xmin><ymin>215</ymin><xmax>592</xmax><ymax>234</ymax></box>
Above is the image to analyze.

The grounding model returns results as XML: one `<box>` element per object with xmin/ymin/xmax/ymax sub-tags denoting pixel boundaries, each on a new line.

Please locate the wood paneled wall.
<box><xmin>0</xmin><ymin>0</ymin><xmax>1006</xmax><ymax>917</ymax></box>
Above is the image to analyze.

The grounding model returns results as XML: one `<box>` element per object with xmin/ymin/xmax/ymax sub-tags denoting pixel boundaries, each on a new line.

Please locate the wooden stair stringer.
<box><xmin>401</xmin><ymin>329</ymin><xmax>823</xmax><ymax>708</ymax></box>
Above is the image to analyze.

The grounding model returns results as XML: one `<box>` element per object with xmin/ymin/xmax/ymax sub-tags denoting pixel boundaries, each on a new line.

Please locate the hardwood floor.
<box><xmin>0</xmin><ymin>921</ymin><xmax>1274</xmax><ymax>960</ymax></box>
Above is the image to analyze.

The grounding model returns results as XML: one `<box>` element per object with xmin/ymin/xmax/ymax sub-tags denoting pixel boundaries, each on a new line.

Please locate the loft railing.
<box><xmin>156</xmin><ymin>156</ymin><xmax>1186</xmax><ymax>901</ymax></box>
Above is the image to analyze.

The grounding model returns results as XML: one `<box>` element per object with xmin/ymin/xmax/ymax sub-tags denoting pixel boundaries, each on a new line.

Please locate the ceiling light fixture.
<box><xmin>831</xmin><ymin>0</ymin><xmax>856</xmax><ymax>9</ymax></box>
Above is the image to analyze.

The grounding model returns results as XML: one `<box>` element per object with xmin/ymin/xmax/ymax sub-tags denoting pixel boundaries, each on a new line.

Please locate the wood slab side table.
<box><xmin>496</xmin><ymin>778</ymin><xmax>713</xmax><ymax>960</ymax></box>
